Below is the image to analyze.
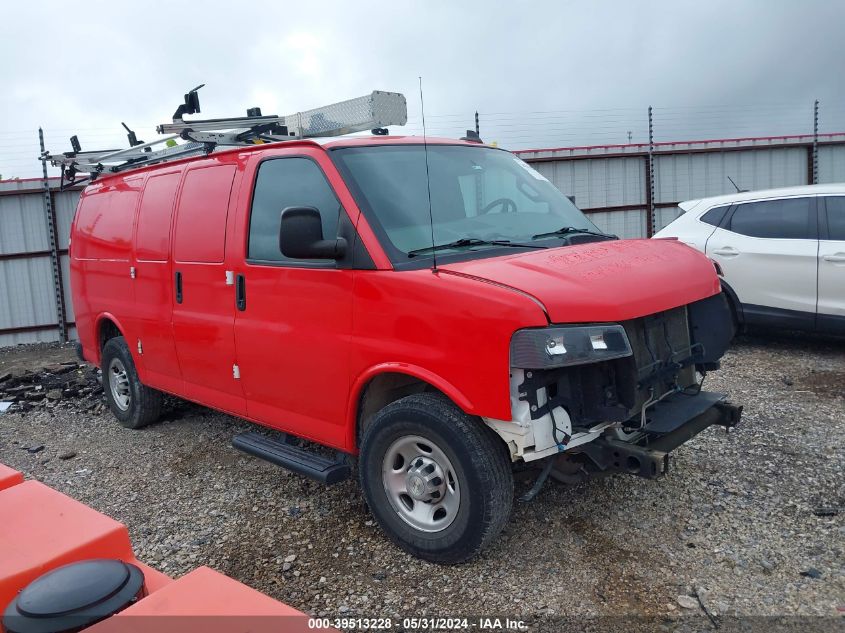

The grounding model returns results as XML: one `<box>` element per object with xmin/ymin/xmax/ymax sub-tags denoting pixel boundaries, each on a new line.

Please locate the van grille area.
<box><xmin>621</xmin><ymin>305</ymin><xmax>699</xmax><ymax>417</ymax></box>
<box><xmin>520</xmin><ymin>305</ymin><xmax>701</xmax><ymax>430</ymax></box>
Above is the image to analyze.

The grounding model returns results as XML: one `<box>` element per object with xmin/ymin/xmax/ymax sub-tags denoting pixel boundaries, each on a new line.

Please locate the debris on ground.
<box><xmin>0</xmin><ymin>361</ymin><xmax>105</xmax><ymax>416</ymax></box>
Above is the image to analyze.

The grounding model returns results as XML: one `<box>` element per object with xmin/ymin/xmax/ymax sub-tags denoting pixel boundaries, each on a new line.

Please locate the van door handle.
<box><xmin>712</xmin><ymin>246</ymin><xmax>739</xmax><ymax>257</ymax></box>
<box><xmin>822</xmin><ymin>253</ymin><xmax>845</xmax><ymax>263</ymax></box>
<box><xmin>236</xmin><ymin>274</ymin><xmax>246</xmax><ymax>311</ymax></box>
<box><xmin>175</xmin><ymin>271</ymin><xmax>183</xmax><ymax>304</ymax></box>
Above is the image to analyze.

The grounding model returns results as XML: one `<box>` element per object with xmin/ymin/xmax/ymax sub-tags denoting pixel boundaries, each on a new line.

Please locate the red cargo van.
<box><xmin>70</xmin><ymin>135</ymin><xmax>740</xmax><ymax>563</ymax></box>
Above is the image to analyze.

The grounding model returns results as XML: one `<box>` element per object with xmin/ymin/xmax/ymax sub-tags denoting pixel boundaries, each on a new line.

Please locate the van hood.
<box><xmin>438</xmin><ymin>239</ymin><xmax>720</xmax><ymax>323</ymax></box>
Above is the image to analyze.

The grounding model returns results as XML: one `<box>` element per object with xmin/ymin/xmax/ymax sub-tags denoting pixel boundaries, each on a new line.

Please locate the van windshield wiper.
<box><xmin>531</xmin><ymin>226</ymin><xmax>617</xmax><ymax>240</ymax></box>
<box><xmin>407</xmin><ymin>238</ymin><xmax>547</xmax><ymax>257</ymax></box>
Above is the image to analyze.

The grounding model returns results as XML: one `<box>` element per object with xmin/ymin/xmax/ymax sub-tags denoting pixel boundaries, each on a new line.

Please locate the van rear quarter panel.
<box><xmin>71</xmin><ymin>176</ymin><xmax>144</xmax><ymax>364</ymax></box>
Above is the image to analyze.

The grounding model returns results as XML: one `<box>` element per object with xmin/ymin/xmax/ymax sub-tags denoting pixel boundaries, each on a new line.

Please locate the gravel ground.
<box><xmin>0</xmin><ymin>333</ymin><xmax>843</xmax><ymax>629</ymax></box>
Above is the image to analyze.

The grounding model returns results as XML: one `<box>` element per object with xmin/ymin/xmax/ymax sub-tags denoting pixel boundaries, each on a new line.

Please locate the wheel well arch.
<box><xmin>95</xmin><ymin>315</ymin><xmax>125</xmax><ymax>363</ymax></box>
<box><xmin>349</xmin><ymin>367</ymin><xmax>475</xmax><ymax>451</ymax></box>
<box><xmin>719</xmin><ymin>279</ymin><xmax>743</xmax><ymax>325</ymax></box>
<box><xmin>354</xmin><ymin>373</ymin><xmax>440</xmax><ymax>448</ymax></box>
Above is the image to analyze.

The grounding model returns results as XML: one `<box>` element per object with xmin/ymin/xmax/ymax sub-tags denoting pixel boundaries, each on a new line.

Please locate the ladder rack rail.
<box><xmin>42</xmin><ymin>88</ymin><xmax>407</xmax><ymax>188</ymax></box>
<box><xmin>94</xmin><ymin>134</ymin><xmax>182</xmax><ymax>162</ymax></box>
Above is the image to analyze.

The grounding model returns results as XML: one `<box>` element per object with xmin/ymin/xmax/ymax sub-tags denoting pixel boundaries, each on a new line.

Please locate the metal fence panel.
<box><xmin>0</xmin><ymin>328</ymin><xmax>57</xmax><ymax>346</ymax></box>
<box><xmin>0</xmin><ymin>256</ymin><xmax>58</xmax><ymax>346</ymax></box>
<box><xmin>0</xmin><ymin>180</ymin><xmax>79</xmax><ymax>346</ymax></box>
<box><xmin>589</xmin><ymin>209</ymin><xmax>648</xmax><ymax>239</ymax></box>
<box><xmin>533</xmin><ymin>157</ymin><xmax>645</xmax><ymax>209</ymax></box>
<box><xmin>655</xmin><ymin>206</ymin><xmax>684</xmax><ymax>232</ymax></box>
<box><xmin>654</xmin><ymin>147</ymin><xmax>808</xmax><ymax>203</ymax></box>
<box><xmin>0</xmin><ymin>193</ymin><xmax>49</xmax><ymax>254</ymax></box>
<box><xmin>53</xmin><ymin>190</ymin><xmax>80</xmax><ymax>250</ymax></box>
<box><xmin>818</xmin><ymin>144</ymin><xmax>845</xmax><ymax>184</ymax></box>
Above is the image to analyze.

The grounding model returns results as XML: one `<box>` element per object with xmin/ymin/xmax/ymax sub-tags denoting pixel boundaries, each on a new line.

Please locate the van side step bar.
<box><xmin>232</xmin><ymin>432</ymin><xmax>351</xmax><ymax>485</ymax></box>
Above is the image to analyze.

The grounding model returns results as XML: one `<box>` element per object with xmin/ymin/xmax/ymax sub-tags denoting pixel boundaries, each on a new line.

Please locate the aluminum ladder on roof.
<box><xmin>41</xmin><ymin>86</ymin><xmax>408</xmax><ymax>187</ymax></box>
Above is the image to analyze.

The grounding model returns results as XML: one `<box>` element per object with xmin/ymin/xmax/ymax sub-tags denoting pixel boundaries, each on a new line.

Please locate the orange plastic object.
<box><xmin>0</xmin><ymin>464</ymin><xmax>22</xmax><ymax>491</ymax></box>
<box><xmin>88</xmin><ymin>566</ymin><xmax>318</xmax><ymax>633</ymax></box>
<box><xmin>0</xmin><ymin>480</ymin><xmax>171</xmax><ymax>614</ymax></box>
<box><xmin>0</xmin><ymin>465</ymin><xmax>326</xmax><ymax>632</ymax></box>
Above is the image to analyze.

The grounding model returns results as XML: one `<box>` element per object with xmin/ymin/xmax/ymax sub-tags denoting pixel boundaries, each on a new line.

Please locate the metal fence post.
<box><xmin>647</xmin><ymin>106</ymin><xmax>656</xmax><ymax>237</ymax></box>
<box><xmin>474</xmin><ymin>112</ymin><xmax>484</xmax><ymax>214</ymax></box>
<box><xmin>38</xmin><ymin>128</ymin><xmax>68</xmax><ymax>343</ymax></box>
<box><xmin>812</xmin><ymin>99</ymin><xmax>819</xmax><ymax>184</ymax></box>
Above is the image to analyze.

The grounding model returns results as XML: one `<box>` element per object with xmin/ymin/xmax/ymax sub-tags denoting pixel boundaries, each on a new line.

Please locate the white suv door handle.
<box><xmin>823</xmin><ymin>253</ymin><xmax>845</xmax><ymax>263</ymax></box>
<box><xmin>712</xmin><ymin>246</ymin><xmax>739</xmax><ymax>257</ymax></box>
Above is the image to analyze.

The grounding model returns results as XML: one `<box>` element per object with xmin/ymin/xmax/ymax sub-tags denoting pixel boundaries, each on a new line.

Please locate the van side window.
<box><xmin>700</xmin><ymin>204</ymin><xmax>730</xmax><ymax>227</ymax></box>
<box><xmin>136</xmin><ymin>172</ymin><xmax>180</xmax><ymax>261</ymax></box>
<box><xmin>825</xmin><ymin>196</ymin><xmax>845</xmax><ymax>241</ymax></box>
<box><xmin>729</xmin><ymin>198</ymin><xmax>813</xmax><ymax>239</ymax></box>
<box><xmin>174</xmin><ymin>165</ymin><xmax>236</xmax><ymax>263</ymax></box>
<box><xmin>248</xmin><ymin>158</ymin><xmax>341</xmax><ymax>262</ymax></box>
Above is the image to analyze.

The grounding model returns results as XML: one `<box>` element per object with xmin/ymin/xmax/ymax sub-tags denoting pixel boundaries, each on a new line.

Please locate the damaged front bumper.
<box><xmin>500</xmin><ymin>392</ymin><xmax>742</xmax><ymax>502</ymax></box>
<box><xmin>578</xmin><ymin>396</ymin><xmax>742</xmax><ymax>479</ymax></box>
<box><xmin>485</xmin><ymin>386</ymin><xmax>742</xmax><ymax>479</ymax></box>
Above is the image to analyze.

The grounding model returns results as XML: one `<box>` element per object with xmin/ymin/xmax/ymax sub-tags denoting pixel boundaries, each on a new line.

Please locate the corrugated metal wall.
<box><xmin>819</xmin><ymin>145</ymin><xmax>845</xmax><ymax>184</ymax></box>
<box><xmin>654</xmin><ymin>147</ymin><xmax>808</xmax><ymax>202</ymax></box>
<box><xmin>518</xmin><ymin>133</ymin><xmax>845</xmax><ymax>238</ymax></box>
<box><xmin>54</xmin><ymin>190</ymin><xmax>78</xmax><ymax>342</ymax></box>
<box><xmin>0</xmin><ymin>179</ymin><xmax>80</xmax><ymax>346</ymax></box>
<box><xmin>530</xmin><ymin>157</ymin><xmax>648</xmax><ymax>238</ymax></box>
<box><xmin>1</xmin><ymin>133</ymin><xmax>845</xmax><ymax>347</ymax></box>
<box><xmin>531</xmin><ymin>157</ymin><xmax>646</xmax><ymax>209</ymax></box>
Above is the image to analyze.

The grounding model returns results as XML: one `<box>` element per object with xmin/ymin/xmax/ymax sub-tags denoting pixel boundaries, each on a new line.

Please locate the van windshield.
<box><xmin>331</xmin><ymin>144</ymin><xmax>603</xmax><ymax>261</ymax></box>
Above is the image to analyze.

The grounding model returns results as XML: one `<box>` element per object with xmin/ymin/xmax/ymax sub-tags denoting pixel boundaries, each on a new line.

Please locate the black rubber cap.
<box><xmin>3</xmin><ymin>559</ymin><xmax>145</xmax><ymax>633</ymax></box>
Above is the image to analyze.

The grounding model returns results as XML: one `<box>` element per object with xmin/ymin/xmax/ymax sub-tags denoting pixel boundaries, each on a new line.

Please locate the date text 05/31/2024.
<box><xmin>308</xmin><ymin>617</ymin><xmax>529</xmax><ymax>630</ymax></box>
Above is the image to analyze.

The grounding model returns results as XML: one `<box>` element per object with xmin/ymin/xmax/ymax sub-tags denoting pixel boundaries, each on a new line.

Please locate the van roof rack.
<box><xmin>42</xmin><ymin>87</ymin><xmax>407</xmax><ymax>188</ymax></box>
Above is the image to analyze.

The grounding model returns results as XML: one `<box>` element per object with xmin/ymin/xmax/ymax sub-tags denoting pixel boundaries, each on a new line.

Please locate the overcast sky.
<box><xmin>2</xmin><ymin>0</ymin><xmax>844</xmax><ymax>178</ymax></box>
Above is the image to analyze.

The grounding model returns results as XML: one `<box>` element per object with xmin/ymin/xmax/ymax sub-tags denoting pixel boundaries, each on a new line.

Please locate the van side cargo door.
<box><xmin>131</xmin><ymin>169</ymin><xmax>183</xmax><ymax>393</ymax></box>
<box><xmin>171</xmin><ymin>160</ymin><xmax>246</xmax><ymax>415</ymax></box>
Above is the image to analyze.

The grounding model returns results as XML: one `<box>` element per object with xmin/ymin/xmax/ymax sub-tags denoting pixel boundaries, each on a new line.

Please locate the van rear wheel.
<box><xmin>359</xmin><ymin>393</ymin><xmax>513</xmax><ymax>564</ymax></box>
<box><xmin>101</xmin><ymin>336</ymin><xmax>162</xmax><ymax>429</ymax></box>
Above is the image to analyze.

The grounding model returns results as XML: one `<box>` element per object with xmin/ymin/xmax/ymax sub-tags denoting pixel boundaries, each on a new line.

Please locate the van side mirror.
<box><xmin>279</xmin><ymin>207</ymin><xmax>347</xmax><ymax>260</ymax></box>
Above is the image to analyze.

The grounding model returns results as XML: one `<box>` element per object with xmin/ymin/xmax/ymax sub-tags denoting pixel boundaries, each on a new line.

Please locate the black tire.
<box><xmin>359</xmin><ymin>393</ymin><xmax>513</xmax><ymax>564</ymax></box>
<box><xmin>101</xmin><ymin>336</ymin><xmax>162</xmax><ymax>429</ymax></box>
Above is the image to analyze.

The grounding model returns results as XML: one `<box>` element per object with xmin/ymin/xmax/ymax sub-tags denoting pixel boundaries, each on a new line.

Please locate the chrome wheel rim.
<box><xmin>108</xmin><ymin>358</ymin><xmax>131</xmax><ymax>411</ymax></box>
<box><xmin>382</xmin><ymin>434</ymin><xmax>460</xmax><ymax>533</ymax></box>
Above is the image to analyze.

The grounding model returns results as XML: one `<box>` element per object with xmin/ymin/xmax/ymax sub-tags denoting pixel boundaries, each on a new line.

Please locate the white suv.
<box><xmin>654</xmin><ymin>184</ymin><xmax>845</xmax><ymax>334</ymax></box>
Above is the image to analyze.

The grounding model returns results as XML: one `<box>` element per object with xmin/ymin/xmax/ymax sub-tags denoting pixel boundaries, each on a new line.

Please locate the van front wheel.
<box><xmin>101</xmin><ymin>336</ymin><xmax>162</xmax><ymax>429</ymax></box>
<box><xmin>359</xmin><ymin>393</ymin><xmax>513</xmax><ymax>564</ymax></box>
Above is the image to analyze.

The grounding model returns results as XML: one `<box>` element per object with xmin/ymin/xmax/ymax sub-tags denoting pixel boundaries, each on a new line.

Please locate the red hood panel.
<box><xmin>440</xmin><ymin>239</ymin><xmax>720</xmax><ymax>323</ymax></box>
